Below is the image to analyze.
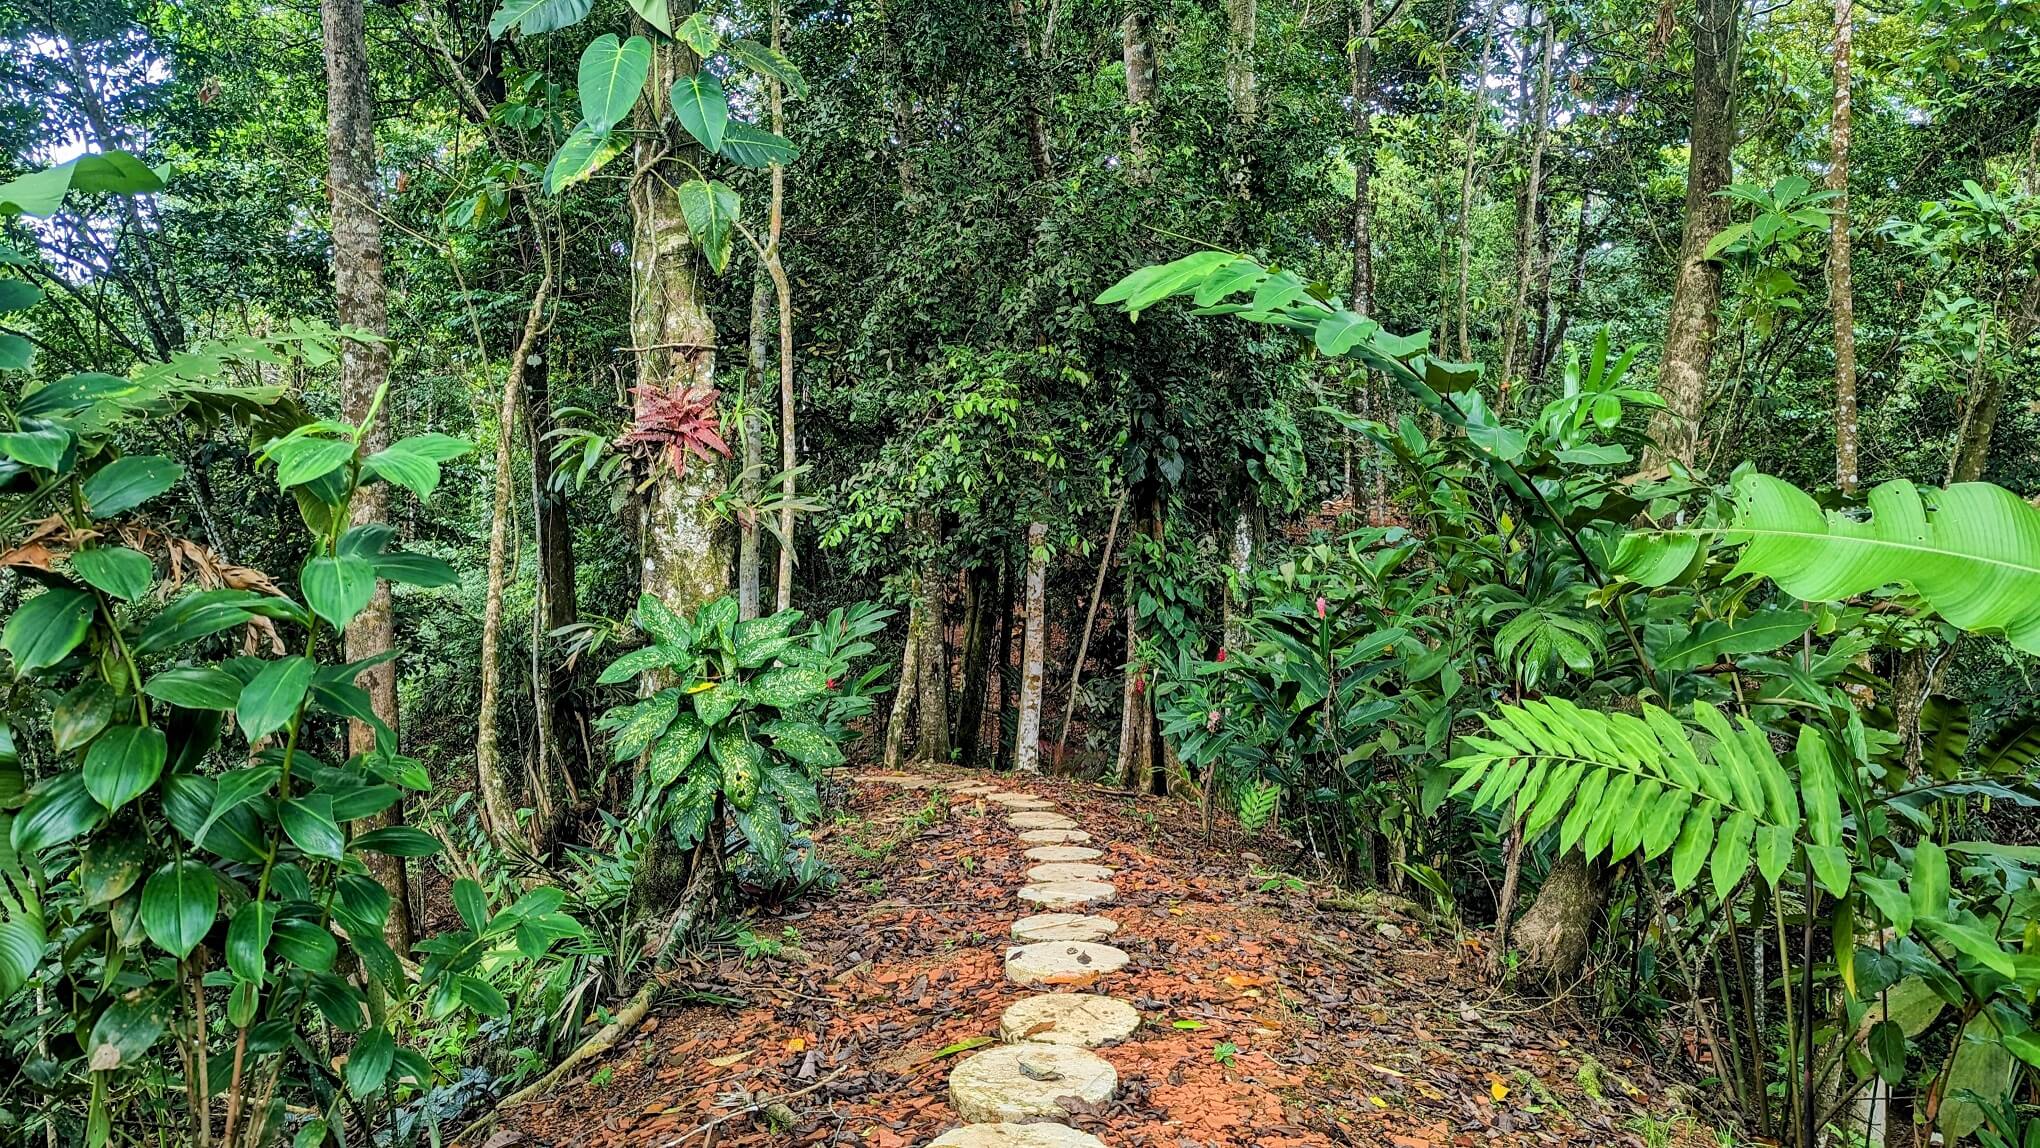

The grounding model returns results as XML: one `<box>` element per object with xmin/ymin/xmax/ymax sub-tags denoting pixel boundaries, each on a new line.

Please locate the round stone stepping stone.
<box><xmin>1008</xmin><ymin>811</ymin><xmax>1077</xmax><ymax>830</ymax></box>
<box><xmin>1023</xmin><ymin>845</ymin><xmax>1103</xmax><ymax>863</ymax></box>
<box><xmin>948</xmin><ymin>1043</ymin><xmax>1117</xmax><ymax>1122</ymax></box>
<box><xmin>1000</xmin><ymin>993</ymin><xmax>1141</xmax><ymax>1047</ymax></box>
<box><xmin>929</xmin><ymin>1126</ymin><xmax>1105</xmax><ymax>1148</ymax></box>
<box><xmin>951</xmin><ymin>785</ymin><xmax>1000</xmax><ymax>796</ymax></box>
<box><xmin>1012</xmin><ymin>912</ymin><xmax>1119</xmax><ymax>942</ymax></box>
<box><xmin>1017</xmin><ymin>880</ymin><xmax>1116</xmax><ymax>909</ymax></box>
<box><xmin>1026</xmin><ymin>862</ymin><xmax>1114</xmax><ymax>883</ymax></box>
<box><xmin>1004</xmin><ymin>940</ymin><xmax>1129</xmax><ymax>986</ymax></box>
<box><xmin>1017</xmin><ymin>828</ymin><xmax>1091</xmax><ymax>845</ymax></box>
<box><xmin>987</xmin><ymin>793</ymin><xmax>1054</xmax><ymax>810</ymax></box>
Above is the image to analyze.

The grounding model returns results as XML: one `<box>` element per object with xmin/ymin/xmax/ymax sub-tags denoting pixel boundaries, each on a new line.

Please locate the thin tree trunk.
<box><xmin>739</xmin><ymin>278</ymin><xmax>768</xmax><ymax>620</ymax></box>
<box><xmin>476</xmin><ymin>272</ymin><xmax>553</xmax><ymax>850</ymax></box>
<box><xmin>1829</xmin><ymin>0</ymin><xmax>1858</xmax><ymax>493</ymax></box>
<box><xmin>1348</xmin><ymin>0</ymin><xmax>1380</xmax><ymax>511</ymax></box>
<box><xmin>1642</xmin><ymin>0</ymin><xmax>1743</xmax><ymax>473</ymax></box>
<box><xmin>1453</xmin><ymin>4</ymin><xmax>1498</xmax><ymax>361</ymax></box>
<box><xmin>1226</xmin><ymin>0</ymin><xmax>1257</xmax><ymax>123</ymax></box>
<box><xmin>954</xmin><ymin>565</ymin><xmax>994</xmax><ymax>763</ymax></box>
<box><xmin>1014</xmin><ymin>523</ymin><xmax>1050</xmax><ymax>773</ymax></box>
<box><xmin>1012</xmin><ymin>0</ymin><xmax>1057</xmax><ymax>180</ymax></box>
<box><xmin>1055</xmin><ymin>492</ymin><xmax>1126</xmax><ymax>766</ymax></box>
<box><xmin>768</xmin><ymin>1</ymin><xmax>798</xmax><ymax>613</ymax></box>
<box><xmin>1115</xmin><ymin>493</ymin><xmax>1159</xmax><ymax>788</ymax></box>
<box><xmin>884</xmin><ymin>602</ymin><xmax>921</xmax><ymax>769</ymax></box>
<box><xmin>993</xmin><ymin>553</ymin><xmax>1017</xmax><ymax>770</ymax></box>
<box><xmin>1122</xmin><ymin>4</ymin><xmax>1154</xmax><ymax>168</ymax></box>
<box><xmin>321</xmin><ymin>0</ymin><xmax>409</xmax><ymax>951</ymax></box>
<box><xmin>525</xmin><ymin>322</ymin><xmax>578</xmax><ymax>841</ymax></box>
<box><xmin>1538</xmin><ymin>196</ymin><xmax>1594</xmax><ymax>383</ymax></box>
<box><xmin>914</xmin><ymin>531</ymin><xmax>952</xmax><ymax>764</ymax></box>
<box><xmin>1499</xmin><ymin>6</ymin><xmax>1554</xmax><ymax>402</ymax></box>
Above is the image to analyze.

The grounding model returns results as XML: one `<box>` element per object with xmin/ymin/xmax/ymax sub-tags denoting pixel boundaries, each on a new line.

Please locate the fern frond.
<box><xmin>1444</xmin><ymin>699</ymin><xmax>1834</xmax><ymax>900</ymax></box>
<box><xmin>1237</xmin><ymin>780</ymin><xmax>1280</xmax><ymax>832</ymax></box>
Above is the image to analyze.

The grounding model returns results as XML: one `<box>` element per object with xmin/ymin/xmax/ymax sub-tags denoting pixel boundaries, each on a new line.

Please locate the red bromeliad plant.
<box><xmin>620</xmin><ymin>383</ymin><xmax>731</xmax><ymax>476</ymax></box>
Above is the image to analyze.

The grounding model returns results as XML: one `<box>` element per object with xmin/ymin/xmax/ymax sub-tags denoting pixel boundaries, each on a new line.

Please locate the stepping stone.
<box><xmin>1026</xmin><ymin>862</ymin><xmax>1114</xmax><ymax>883</ymax></box>
<box><xmin>1012</xmin><ymin>912</ymin><xmax>1119</xmax><ymax>943</ymax></box>
<box><xmin>940</xmin><ymin>778</ymin><xmax>993</xmax><ymax>789</ymax></box>
<box><xmin>951</xmin><ymin>785</ymin><xmax>1000</xmax><ymax>796</ymax></box>
<box><xmin>1000</xmin><ymin>993</ymin><xmax>1141</xmax><ymax>1047</ymax></box>
<box><xmin>1008</xmin><ymin>811</ymin><xmax>1078</xmax><ymax>830</ymax></box>
<box><xmin>1005</xmin><ymin>940</ymin><xmax>1129</xmax><ymax>987</ymax></box>
<box><xmin>1017</xmin><ymin>828</ymin><xmax>1091</xmax><ymax>845</ymax></box>
<box><xmin>987</xmin><ymin>793</ymin><xmax>1054</xmax><ymax>810</ymax></box>
<box><xmin>1023</xmin><ymin>845</ymin><xmax>1103</xmax><ymax>863</ymax></box>
<box><xmin>1017</xmin><ymin>881</ymin><xmax>1116</xmax><ymax>909</ymax></box>
<box><xmin>948</xmin><ymin>1043</ymin><xmax>1117</xmax><ymax>1122</ymax></box>
<box><xmin>929</xmin><ymin>1125</ymin><xmax>1105</xmax><ymax>1148</ymax></box>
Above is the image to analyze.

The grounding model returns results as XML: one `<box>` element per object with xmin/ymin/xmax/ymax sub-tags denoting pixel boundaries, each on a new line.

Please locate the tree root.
<box><xmin>451</xmin><ymin>980</ymin><xmax>657</xmax><ymax>1145</ymax></box>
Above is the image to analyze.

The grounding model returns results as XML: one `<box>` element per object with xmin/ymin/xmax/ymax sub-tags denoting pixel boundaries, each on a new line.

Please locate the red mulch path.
<box><xmin>493</xmin><ymin>770</ymin><xmax>1714</xmax><ymax>1148</ymax></box>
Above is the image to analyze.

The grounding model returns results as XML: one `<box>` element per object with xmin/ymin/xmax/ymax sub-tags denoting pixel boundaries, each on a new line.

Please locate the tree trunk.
<box><xmin>1499</xmin><ymin>7</ymin><xmax>1554</xmax><ymax>402</ymax></box>
<box><xmin>1537</xmin><ymin>196</ymin><xmax>1594</xmax><ymax>384</ymax></box>
<box><xmin>1829</xmin><ymin>0</ymin><xmax>1858</xmax><ymax>493</ymax></box>
<box><xmin>914</xmin><ymin>541</ymin><xmax>952</xmax><ymax>764</ymax></box>
<box><xmin>768</xmin><ymin>0</ymin><xmax>798</xmax><ymax>613</ymax></box>
<box><xmin>739</xmin><ymin>278</ymin><xmax>768</xmax><ymax>620</ymax></box>
<box><xmin>1452</xmin><ymin>3</ymin><xmax>1498</xmax><ymax>361</ymax></box>
<box><xmin>1115</xmin><ymin>493</ymin><xmax>1159</xmax><ymax>788</ymax></box>
<box><xmin>321</xmin><ymin>0</ymin><xmax>409</xmax><ymax>951</ymax></box>
<box><xmin>476</xmin><ymin>272</ymin><xmax>553</xmax><ymax>851</ymax></box>
<box><xmin>1642</xmin><ymin>0</ymin><xmax>1743</xmax><ymax>473</ymax></box>
<box><xmin>524</xmin><ymin>327</ymin><xmax>578</xmax><ymax>843</ymax></box>
<box><xmin>1947</xmin><ymin>274</ymin><xmax>2040</xmax><ymax>483</ymax></box>
<box><xmin>1014</xmin><ymin>523</ymin><xmax>1050</xmax><ymax>774</ymax></box>
<box><xmin>1055</xmin><ymin>492</ymin><xmax>1126</xmax><ymax>767</ymax></box>
<box><xmin>954</xmin><ymin>565</ymin><xmax>994</xmax><ymax>764</ymax></box>
<box><xmin>1513</xmin><ymin>853</ymin><xmax>1611</xmax><ymax>983</ymax></box>
<box><xmin>993</xmin><ymin>553</ymin><xmax>1017</xmax><ymax>770</ymax></box>
<box><xmin>632</xmin><ymin>35</ymin><xmax>730</xmax><ymax>618</ymax></box>
<box><xmin>884</xmin><ymin>601</ymin><xmax>921</xmax><ymax>770</ymax></box>
<box><xmin>1121</xmin><ymin>4</ymin><xmax>1154</xmax><ymax>168</ymax></box>
<box><xmin>1011</xmin><ymin>0</ymin><xmax>1057</xmax><ymax>181</ymax></box>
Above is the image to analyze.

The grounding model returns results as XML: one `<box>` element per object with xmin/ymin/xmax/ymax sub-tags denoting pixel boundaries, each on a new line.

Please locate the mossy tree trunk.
<box><xmin>1014</xmin><ymin>523</ymin><xmax>1049</xmax><ymax>773</ymax></box>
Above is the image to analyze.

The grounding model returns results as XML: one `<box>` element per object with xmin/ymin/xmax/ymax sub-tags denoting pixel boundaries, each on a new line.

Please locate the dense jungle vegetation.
<box><xmin>2</xmin><ymin>0</ymin><xmax>2040</xmax><ymax>1140</ymax></box>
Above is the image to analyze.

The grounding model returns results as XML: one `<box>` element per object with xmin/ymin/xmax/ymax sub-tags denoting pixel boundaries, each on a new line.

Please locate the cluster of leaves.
<box><xmin>0</xmin><ymin>161</ymin><xmax>579</xmax><ymax>1148</ymax></box>
<box><xmin>593</xmin><ymin>594</ymin><xmax>868</xmax><ymax>873</ymax></box>
<box><xmin>493</xmin><ymin>0</ymin><xmax>806</xmax><ymax>272</ymax></box>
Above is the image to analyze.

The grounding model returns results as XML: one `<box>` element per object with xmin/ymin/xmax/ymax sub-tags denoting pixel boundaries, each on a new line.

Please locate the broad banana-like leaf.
<box><xmin>1616</xmin><ymin>474</ymin><xmax>2040</xmax><ymax>655</ymax></box>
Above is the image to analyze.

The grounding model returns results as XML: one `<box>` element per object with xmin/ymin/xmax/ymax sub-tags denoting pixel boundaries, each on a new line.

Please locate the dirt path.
<box><xmin>495</xmin><ymin>768</ymin><xmax>1712</xmax><ymax>1148</ymax></box>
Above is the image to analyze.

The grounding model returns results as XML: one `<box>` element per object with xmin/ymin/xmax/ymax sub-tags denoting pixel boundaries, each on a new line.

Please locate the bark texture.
<box><xmin>1829</xmin><ymin>0</ymin><xmax>1858</xmax><ymax>492</ymax></box>
<box><xmin>321</xmin><ymin>0</ymin><xmax>409</xmax><ymax>950</ymax></box>
<box><xmin>740</xmin><ymin>278</ymin><xmax>768</xmax><ymax>620</ymax></box>
<box><xmin>1121</xmin><ymin>5</ymin><xmax>1154</xmax><ymax>167</ymax></box>
<box><xmin>914</xmin><ymin>561</ymin><xmax>952</xmax><ymax>763</ymax></box>
<box><xmin>1642</xmin><ymin>0</ymin><xmax>1743</xmax><ymax>473</ymax></box>
<box><xmin>1499</xmin><ymin>8</ymin><xmax>1555</xmax><ymax>398</ymax></box>
<box><xmin>1014</xmin><ymin>522</ymin><xmax>1049</xmax><ymax>773</ymax></box>
<box><xmin>1512</xmin><ymin>853</ymin><xmax>1611</xmax><ymax>984</ymax></box>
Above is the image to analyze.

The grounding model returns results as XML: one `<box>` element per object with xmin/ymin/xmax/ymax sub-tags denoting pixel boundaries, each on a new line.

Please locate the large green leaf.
<box><xmin>3</xmin><ymin>587</ymin><xmax>95</xmax><ymax>674</ymax></box>
<box><xmin>144</xmin><ymin>667</ymin><xmax>245</xmax><ymax>711</ymax></box>
<box><xmin>83</xmin><ymin>724</ymin><xmax>167</xmax><ymax>811</ymax></box>
<box><xmin>72</xmin><ymin>547</ymin><xmax>153</xmax><ymax>601</ymax></box>
<box><xmin>486</xmin><ymin>0</ymin><xmax>592</xmax><ymax>36</ymax></box>
<box><xmin>718</xmin><ymin>123</ymin><xmax>797</xmax><ymax>169</ymax></box>
<box><xmin>82</xmin><ymin>455</ymin><xmax>183</xmax><ymax>517</ymax></box>
<box><xmin>85</xmin><ymin>991</ymin><xmax>168</xmax><ymax>1071</ymax></box>
<box><xmin>52</xmin><ymin>680</ymin><xmax>119</xmax><ymax>753</ymax></box>
<box><xmin>1621</xmin><ymin>475</ymin><xmax>2040</xmax><ymax>655</ymax></box>
<box><xmin>302</xmin><ymin>555</ymin><xmax>377</xmax><ymax>629</ymax></box>
<box><xmin>78</xmin><ymin>825</ymin><xmax>147</xmax><ymax>906</ymax></box>
<box><xmin>0</xmin><ymin>917</ymin><xmax>42</xmax><ymax>997</ymax></box>
<box><xmin>345</xmin><ymin>1027</ymin><xmax>395</xmax><ymax>1096</ymax></box>
<box><xmin>10</xmin><ymin>769</ymin><xmax>102</xmax><ymax>853</ymax></box>
<box><xmin>724</xmin><ymin>38</ymin><xmax>809</xmax><ymax>98</ymax></box>
<box><xmin>1940</xmin><ymin>1014</ymin><xmax>2016</xmax><ymax>1140</ymax></box>
<box><xmin>761</xmin><ymin>719</ymin><xmax>843</xmax><ymax>767</ymax></box>
<box><xmin>671</xmin><ymin>74</ymin><xmax>730</xmax><ymax>154</ymax></box>
<box><xmin>676</xmin><ymin>179</ymin><xmax>739</xmax><ymax>274</ymax></box>
<box><xmin>711</xmin><ymin>723</ymin><xmax>763</xmax><ymax>809</ymax></box>
<box><xmin>280</xmin><ymin>796</ymin><xmax>345</xmax><ymax>861</ymax></box>
<box><xmin>238</xmin><ymin>656</ymin><xmax>314</xmax><ymax>743</ymax></box>
<box><xmin>578</xmin><ymin>34</ymin><xmax>653</xmax><ymax>131</ymax></box>
<box><xmin>544</xmin><ymin>123</ymin><xmax>627</xmax><ymax>193</ymax></box>
<box><xmin>140</xmin><ymin>858</ymin><xmax>217</xmax><ymax>959</ymax></box>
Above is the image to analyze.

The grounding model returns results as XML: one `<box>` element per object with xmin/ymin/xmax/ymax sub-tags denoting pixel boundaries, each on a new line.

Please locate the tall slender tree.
<box><xmin>321</xmin><ymin>0</ymin><xmax>409</xmax><ymax>949</ymax></box>
<box><xmin>1829</xmin><ymin>0</ymin><xmax>1858</xmax><ymax>493</ymax></box>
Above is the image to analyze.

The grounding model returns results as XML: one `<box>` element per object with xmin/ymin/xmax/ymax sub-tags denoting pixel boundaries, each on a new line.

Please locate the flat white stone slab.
<box><xmin>1017</xmin><ymin>880</ymin><xmax>1116</xmax><ymax>909</ymax></box>
<box><xmin>948</xmin><ymin>1042</ymin><xmax>1117</xmax><ymax>1122</ymax></box>
<box><xmin>1005</xmin><ymin>940</ymin><xmax>1129</xmax><ymax>987</ymax></box>
<box><xmin>1026</xmin><ymin>862</ymin><xmax>1115</xmax><ymax>883</ymax></box>
<box><xmin>1000</xmin><ymin>993</ymin><xmax>1141</xmax><ymax>1047</ymax></box>
<box><xmin>929</xmin><ymin>1125</ymin><xmax>1106</xmax><ymax>1148</ymax></box>
<box><xmin>1012</xmin><ymin>913</ymin><xmax>1119</xmax><ymax>943</ymax></box>
<box><xmin>1017</xmin><ymin>828</ymin><xmax>1091</xmax><ymax>845</ymax></box>
<box><xmin>1008</xmin><ymin>811</ymin><xmax>1078</xmax><ymax>830</ymax></box>
<box><xmin>987</xmin><ymin>793</ymin><xmax>1054</xmax><ymax>810</ymax></box>
<box><xmin>1023</xmin><ymin>845</ymin><xmax>1103</xmax><ymax>863</ymax></box>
